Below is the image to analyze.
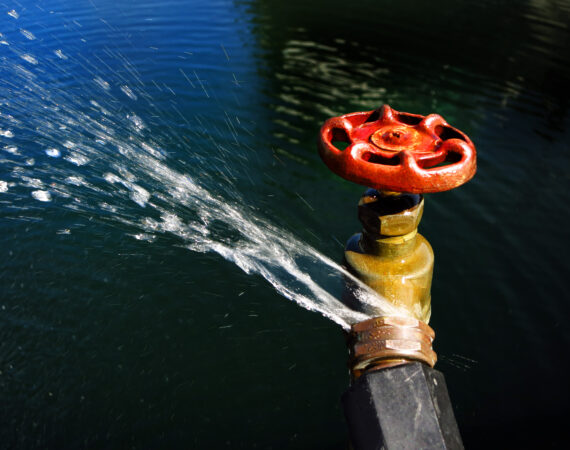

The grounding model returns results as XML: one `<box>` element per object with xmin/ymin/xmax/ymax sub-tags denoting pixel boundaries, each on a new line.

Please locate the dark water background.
<box><xmin>1</xmin><ymin>0</ymin><xmax>569</xmax><ymax>448</ymax></box>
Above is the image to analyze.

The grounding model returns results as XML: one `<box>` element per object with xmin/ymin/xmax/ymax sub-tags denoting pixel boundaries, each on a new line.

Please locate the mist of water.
<box><xmin>0</xmin><ymin>8</ymin><xmax>408</xmax><ymax>329</ymax></box>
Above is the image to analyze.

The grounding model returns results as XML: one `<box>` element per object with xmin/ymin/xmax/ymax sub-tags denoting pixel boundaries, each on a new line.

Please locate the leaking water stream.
<box><xmin>0</xmin><ymin>7</ymin><xmax>405</xmax><ymax>329</ymax></box>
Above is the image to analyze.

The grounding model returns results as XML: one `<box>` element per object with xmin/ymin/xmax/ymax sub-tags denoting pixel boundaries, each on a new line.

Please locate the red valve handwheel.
<box><xmin>318</xmin><ymin>105</ymin><xmax>476</xmax><ymax>193</ymax></box>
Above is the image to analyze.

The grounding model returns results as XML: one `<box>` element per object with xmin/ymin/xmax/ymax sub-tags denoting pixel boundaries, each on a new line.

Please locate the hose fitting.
<box><xmin>348</xmin><ymin>315</ymin><xmax>436</xmax><ymax>380</ymax></box>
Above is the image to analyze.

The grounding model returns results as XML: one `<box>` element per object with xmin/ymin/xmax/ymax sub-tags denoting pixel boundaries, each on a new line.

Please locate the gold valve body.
<box><xmin>345</xmin><ymin>190</ymin><xmax>434</xmax><ymax>323</ymax></box>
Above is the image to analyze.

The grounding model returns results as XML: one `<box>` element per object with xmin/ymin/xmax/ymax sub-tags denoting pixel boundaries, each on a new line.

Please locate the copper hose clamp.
<box><xmin>348</xmin><ymin>316</ymin><xmax>437</xmax><ymax>376</ymax></box>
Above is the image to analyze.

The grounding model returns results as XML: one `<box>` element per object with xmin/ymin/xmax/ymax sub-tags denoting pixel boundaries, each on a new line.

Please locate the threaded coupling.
<box><xmin>348</xmin><ymin>316</ymin><xmax>437</xmax><ymax>379</ymax></box>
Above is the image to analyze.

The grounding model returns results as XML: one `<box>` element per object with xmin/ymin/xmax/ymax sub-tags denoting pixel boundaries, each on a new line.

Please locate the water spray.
<box><xmin>318</xmin><ymin>104</ymin><xmax>476</xmax><ymax>449</ymax></box>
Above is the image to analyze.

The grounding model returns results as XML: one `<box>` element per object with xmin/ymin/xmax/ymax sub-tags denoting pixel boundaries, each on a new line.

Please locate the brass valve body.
<box><xmin>345</xmin><ymin>190</ymin><xmax>434</xmax><ymax>323</ymax></box>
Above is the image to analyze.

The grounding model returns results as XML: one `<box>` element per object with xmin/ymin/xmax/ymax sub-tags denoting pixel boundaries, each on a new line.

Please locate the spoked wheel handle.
<box><xmin>318</xmin><ymin>105</ymin><xmax>476</xmax><ymax>193</ymax></box>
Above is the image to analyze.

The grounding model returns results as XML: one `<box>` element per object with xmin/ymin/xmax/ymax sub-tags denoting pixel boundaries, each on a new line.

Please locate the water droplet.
<box><xmin>131</xmin><ymin>233</ymin><xmax>156</xmax><ymax>243</ymax></box>
<box><xmin>3</xmin><ymin>145</ymin><xmax>18</xmax><ymax>154</ymax></box>
<box><xmin>45</xmin><ymin>148</ymin><xmax>61</xmax><ymax>157</ymax></box>
<box><xmin>54</xmin><ymin>49</ymin><xmax>67</xmax><ymax>60</ymax></box>
<box><xmin>160</xmin><ymin>213</ymin><xmax>183</xmax><ymax>232</ymax></box>
<box><xmin>116</xmin><ymin>166</ymin><xmax>136</xmax><ymax>182</ymax></box>
<box><xmin>20</xmin><ymin>54</ymin><xmax>38</xmax><ymax>65</ymax></box>
<box><xmin>127</xmin><ymin>114</ymin><xmax>145</xmax><ymax>131</ymax></box>
<box><xmin>129</xmin><ymin>184</ymin><xmax>150</xmax><ymax>207</ymax></box>
<box><xmin>31</xmin><ymin>190</ymin><xmax>51</xmax><ymax>202</ymax></box>
<box><xmin>65</xmin><ymin>176</ymin><xmax>85</xmax><ymax>186</ymax></box>
<box><xmin>141</xmin><ymin>217</ymin><xmax>160</xmax><ymax>231</ymax></box>
<box><xmin>7</xmin><ymin>10</ymin><xmax>19</xmax><ymax>19</ymax></box>
<box><xmin>64</xmin><ymin>153</ymin><xmax>89</xmax><ymax>166</ymax></box>
<box><xmin>21</xmin><ymin>177</ymin><xmax>43</xmax><ymax>188</ymax></box>
<box><xmin>141</xmin><ymin>142</ymin><xmax>165</xmax><ymax>160</ymax></box>
<box><xmin>90</xmin><ymin>100</ymin><xmax>111</xmax><ymax>116</ymax></box>
<box><xmin>93</xmin><ymin>77</ymin><xmax>110</xmax><ymax>91</ymax></box>
<box><xmin>99</xmin><ymin>202</ymin><xmax>118</xmax><ymax>213</ymax></box>
<box><xmin>121</xmin><ymin>85</ymin><xmax>138</xmax><ymax>100</ymax></box>
<box><xmin>103</xmin><ymin>173</ymin><xmax>121</xmax><ymax>184</ymax></box>
<box><xmin>0</xmin><ymin>181</ymin><xmax>8</xmax><ymax>193</ymax></box>
<box><xmin>20</xmin><ymin>29</ymin><xmax>36</xmax><ymax>40</ymax></box>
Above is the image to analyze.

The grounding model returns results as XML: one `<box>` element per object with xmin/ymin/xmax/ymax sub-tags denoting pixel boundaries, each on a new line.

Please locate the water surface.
<box><xmin>1</xmin><ymin>0</ymin><xmax>569</xmax><ymax>448</ymax></box>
